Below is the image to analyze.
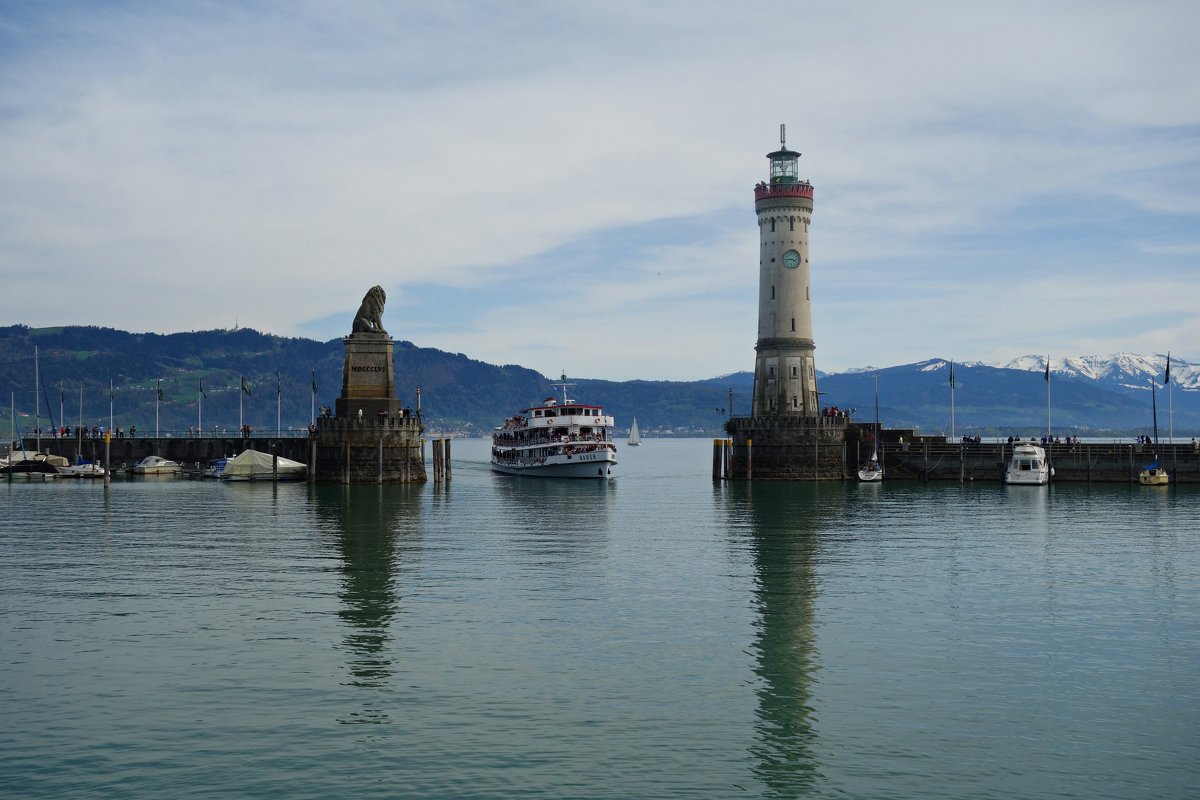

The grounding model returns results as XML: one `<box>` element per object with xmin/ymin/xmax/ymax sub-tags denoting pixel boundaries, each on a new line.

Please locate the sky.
<box><xmin>1</xmin><ymin>1</ymin><xmax>1198</xmax><ymax>381</ymax></box>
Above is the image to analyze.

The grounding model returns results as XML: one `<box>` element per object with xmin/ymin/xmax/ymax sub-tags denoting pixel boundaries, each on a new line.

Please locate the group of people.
<box><xmin>822</xmin><ymin>406</ymin><xmax>852</xmax><ymax>418</ymax></box>
<box><xmin>32</xmin><ymin>425</ymin><xmax>132</xmax><ymax>439</ymax></box>
<box><xmin>1006</xmin><ymin>435</ymin><xmax>1079</xmax><ymax>445</ymax></box>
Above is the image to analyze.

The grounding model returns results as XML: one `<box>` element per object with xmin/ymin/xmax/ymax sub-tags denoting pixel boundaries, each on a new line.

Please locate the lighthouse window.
<box><xmin>789</xmin><ymin>217</ymin><xmax>795</xmax><ymax>231</ymax></box>
<box><xmin>768</xmin><ymin>366</ymin><xmax>775</xmax><ymax>377</ymax></box>
<box><xmin>791</xmin><ymin>366</ymin><xmax>797</xmax><ymax>377</ymax></box>
<box><xmin>770</xmin><ymin>219</ymin><xmax>776</xmax><ymax>232</ymax></box>
<box><xmin>792</xmin><ymin>396</ymin><xmax>798</xmax><ymax>408</ymax></box>
<box><xmin>791</xmin><ymin>317</ymin><xmax>796</xmax><ymax>332</ymax></box>
<box><xmin>771</xmin><ymin>286</ymin><xmax>775</xmax><ymax>299</ymax></box>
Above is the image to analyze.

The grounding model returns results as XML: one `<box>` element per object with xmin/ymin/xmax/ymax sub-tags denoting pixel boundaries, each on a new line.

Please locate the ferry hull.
<box><xmin>491</xmin><ymin>452</ymin><xmax>616</xmax><ymax>479</ymax></box>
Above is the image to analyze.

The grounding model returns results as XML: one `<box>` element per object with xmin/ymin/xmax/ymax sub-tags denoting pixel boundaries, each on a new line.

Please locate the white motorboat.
<box><xmin>221</xmin><ymin>449</ymin><xmax>307</xmax><ymax>481</ymax></box>
<box><xmin>1005</xmin><ymin>443</ymin><xmax>1052</xmax><ymax>485</ymax></box>
<box><xmin>132</xmin><ymin>455</ymin><xmax>182</xmax><ymax>475</ymax></box>
<box><xmin>61</xmin><ymin>459</ymin><xmax>107</xmax><ymax>479</ymax></box>
<box><xmin>491</xmin><ymin>374</ymin><xmax>617</xmax><ymax>479</ymax></box>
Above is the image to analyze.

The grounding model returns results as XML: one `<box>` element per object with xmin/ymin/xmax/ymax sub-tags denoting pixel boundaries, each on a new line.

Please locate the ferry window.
<box><xmin>533</xmin><ymin>410</ymin><xmax>541</xmax><ymax>417</ymax></box>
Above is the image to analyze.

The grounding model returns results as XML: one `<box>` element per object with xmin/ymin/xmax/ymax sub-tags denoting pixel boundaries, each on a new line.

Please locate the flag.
<box><xmin>240</xmin><ymin>375</ymin><xmax>252</xmax><ymax>396</ymax></box>
<box><xmin>949</xmin><ymin>360</ymin><xmax>955</xmax><ymax>388</ymax></box>
<box><xmin>311</xmin><ymin>369</ymin><xmax>317</xmax><ymax>394</ymax></box>
<box><xmin>199</xmin><ymin>378</ymin><xmax>206</xmax><ymax>399</ymax></box>
<box><xmin>1044</xmin><ymin>357</ymin><xmax>1050</xmax><ymax>382</ymax></box>
<box><xmin>1164</xmin><ymin>352</ymin><xmax>1171</xmax><ymax>385</ymax></box>
<box><xmin>156</xmin><ymin>379</ymin><xmax>164</xmax><ymax>401</ymax></box>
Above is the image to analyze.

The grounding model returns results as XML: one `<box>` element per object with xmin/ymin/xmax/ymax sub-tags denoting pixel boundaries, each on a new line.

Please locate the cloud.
<box><xmin>1</xmin><ymin>1</ymin><xmax>1198</xmax><ymax>377</ymax></box>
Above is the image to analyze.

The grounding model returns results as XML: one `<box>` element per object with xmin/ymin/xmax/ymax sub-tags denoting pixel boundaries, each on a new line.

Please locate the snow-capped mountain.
<box><xmin>993</xmin><ymin>354</ymin><xmax>1199</xmax><ymax>391</ymax></box>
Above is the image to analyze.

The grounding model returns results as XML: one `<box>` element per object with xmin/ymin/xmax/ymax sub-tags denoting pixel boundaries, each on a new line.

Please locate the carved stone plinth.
<box><xmin>335</xmin><ymin>333</ymin><xmax>402</xmax><ymax>420</ymax></box>
<box><xmin>314</xmin><ymin>331</ymin><xmax>426</xmax><ymax>483</ymax></box>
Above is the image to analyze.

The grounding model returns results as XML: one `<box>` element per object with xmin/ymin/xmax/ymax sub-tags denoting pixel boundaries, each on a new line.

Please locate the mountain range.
<box><xmin>1</xmin><ymin>325</ymin><xmax>1195</xmax><ymax>438</ymax></box>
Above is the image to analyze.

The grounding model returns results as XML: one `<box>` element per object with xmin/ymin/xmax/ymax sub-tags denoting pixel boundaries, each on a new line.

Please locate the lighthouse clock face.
<box><xmin>783</xmin><ymin>249</ymin><xmax>801</xmax><ymax>269</ymax></box>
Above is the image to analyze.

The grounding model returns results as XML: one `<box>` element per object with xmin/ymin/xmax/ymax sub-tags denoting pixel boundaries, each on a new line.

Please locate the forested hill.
<box><xmin>2</xmin><ymin>326</ymin><xmax>1194</xmax><ymax>437</ymax></box>
<box><xmin>0</xmin><ymin>325</ymin><xmax>737</xmax><ymax>436</ymax></box>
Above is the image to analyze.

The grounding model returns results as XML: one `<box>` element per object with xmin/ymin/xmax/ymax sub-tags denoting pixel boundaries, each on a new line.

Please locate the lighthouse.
<box><xmin>726</xmin><ymin>126</ymin><xmax>845</xmax><ymax>481</ymax></box>
<box><xmin>752</xmin><ymin>124</ymin><xmax>819</xmax><ymax>417</ymax></box>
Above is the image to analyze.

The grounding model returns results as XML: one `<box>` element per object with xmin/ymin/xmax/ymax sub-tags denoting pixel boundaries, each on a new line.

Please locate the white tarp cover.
<box><xmin>223</xmin><ymin>448</ymin><xmax>307</xmax><ymax>479</ymax></box>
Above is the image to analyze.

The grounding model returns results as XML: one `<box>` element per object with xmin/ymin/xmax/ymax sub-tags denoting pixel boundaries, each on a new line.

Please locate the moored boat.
<box><xmin>491</xmin><ymin>375</ymin><xmax>617</xmax><ymax>479</ymax></box>
<box><xmin>202</xmin><ymin>457</ymin><xmax>229</xmax><ymax>479</ymax></box>
<box><xmin>132</xmin><ymin>455</ymin><xmax>182</xmax><ymax>475</ymax></box>
<box><xmin>1138</xmin><ymin>463</ymin><xmax>1169</xmax><ymax>486</ymax></box>
<box><xmin>1005</xmin><ymin>443</ymin><xmax>1051</xmax><ymax>485</ymax></box>
<box><xmin>61</xmin><ymin>459</ymin><xmax>107</xmax><ymax>479</ymax></box>
<box><xmin>858</xmin><ymin>374</ymin><xmax>883</xmax><ymax>482</ymax></box>
<box><xmin>221</xmin><ymin>449</ymin><xmax>307</xmax><ymax>481</ymax></box>
<box><xmin>1</xmin><ymin>451</ymin><xmax>67</xmax><ymax>477</ymax></box>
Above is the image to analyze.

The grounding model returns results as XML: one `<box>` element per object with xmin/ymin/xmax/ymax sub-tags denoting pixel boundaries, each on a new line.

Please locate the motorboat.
<box><xmin>201</xmin><ymin>457</ymin><xmax>229</xmax><ymax>479</ymax></box>
<box><xmin>1005</xmin><ymin>443</ymin><xmax>1052</xmax><ymax>485</ymax></box>
<box><xmin>1</xmin><ymin>451</ymin><xmax>67</xmax><ymax>477</ymax></box>
<box><xmin>132</xmin><ymin>455</ymin><xmax>182</xmax><ymax>475</ymax></box>
<box><xmin>61</xmin><ymin>459</ymin><xmax>107</xmax><ymax>479</ymax></box>
<box><xmin>491</xmin><ymin>374</ymin><xmax>617</xmax><ymax>479</ymax></box>
<box><xmin>221</xmin><ymin>449</ymin><xmax>307</xmax><ymax>481</ymax></box>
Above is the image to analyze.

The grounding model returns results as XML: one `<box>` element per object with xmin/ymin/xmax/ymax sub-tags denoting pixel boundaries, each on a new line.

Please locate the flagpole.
<box><xmin>198</xmin><ymin>381</ymin><xmax>202</xmax><ymax>436</ymax></box>
<box><xmin>310</xmin><ymin>370</ymin><xmax>316</xmax><ymax>426</ymax></box>
<box><xmin>1045</xmin><ymin>355</ymin><xmax>1051</xmax><ymax>441</ymax></box>
<box><xmin>239</xmin><ymin>376</ymin><xmax>244</xmax><ymax>432</ymax></box>
<box><xmin>59</xmin><ymin>382</ymin><xmax>64</xmax><ymax>438</ymax></box>
<box><xmin>950</xmin><ymin>360</ymin><xmax>955</xmax><ymax>441</ymax></box>
<box><xmin>276</xmin><ymin>374</ymin><xmax>281</xmax><ymax>437</ymax></box>
<box><xmin>35</xmin><ymin>345</ymin><xmax>40</xmax><ymax>452</ymax></box>
<box><xmin>1166</xmin><ymin>352</ymin><xmax>1173</xmax><ymax>444</ymax></box>
<box><xmin>155</xmin><ymin>379</ymin><xmax>161</xmax><ymax>437</ymax></box>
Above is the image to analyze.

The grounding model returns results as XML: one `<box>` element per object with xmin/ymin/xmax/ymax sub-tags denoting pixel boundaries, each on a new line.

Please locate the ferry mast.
<box><xmin>751</xmin><ymin>124</ymin><xmax>819</xmax><ymax>417</ymax></box>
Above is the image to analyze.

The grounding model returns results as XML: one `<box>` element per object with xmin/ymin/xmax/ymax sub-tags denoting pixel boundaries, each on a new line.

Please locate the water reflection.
<box><xmin>723</xmin><ymin>481</ymin><xmax>839</xmax><ymax>796</ymax></box>
<box><xmin>310</xmin><ymin>484</ymin><xmax>421</xmax><ymax>723</ymax></box>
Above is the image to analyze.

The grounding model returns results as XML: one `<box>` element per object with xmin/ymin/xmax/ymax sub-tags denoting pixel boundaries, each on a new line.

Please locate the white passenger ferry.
<box><xmin>491</xmin><ymin>376</ymin><xmax>617</xmax><ymax>479</ymax></box>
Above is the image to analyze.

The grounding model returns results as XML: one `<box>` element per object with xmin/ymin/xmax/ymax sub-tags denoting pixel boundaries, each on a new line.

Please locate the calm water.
<box><xmin>2</xmin><ymin>439</ymin><xmax>1197</xmax><ymax>799</ymax></box>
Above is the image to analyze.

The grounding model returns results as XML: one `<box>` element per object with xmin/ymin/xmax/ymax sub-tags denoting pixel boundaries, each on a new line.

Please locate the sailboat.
<box><xmin>627</xmin><ymin>417</ymin><xmax>641</xmax><ymax>446</ymax></box>
<box><xmin>1139</xmin><ymin>378</ymin><xmax>1169</xmax><ymax>485</ymax></box>
<box><xmin>858</xmin><ymin>375</ymin><xmax>883</xmax><ymax>482</ymax></box>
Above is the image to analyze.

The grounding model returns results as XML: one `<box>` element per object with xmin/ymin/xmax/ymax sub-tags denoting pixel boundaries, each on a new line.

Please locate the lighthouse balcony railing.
<box><xmin>754</xmin><ymin>182</ymin><xmax>814</xmax><ymax>201</ymax></box>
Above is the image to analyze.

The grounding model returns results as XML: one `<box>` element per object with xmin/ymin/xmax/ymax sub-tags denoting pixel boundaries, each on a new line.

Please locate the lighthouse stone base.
<box><xmin>727</xmin><ymin>416</ymin><xmax>847</xmax><ymax>480</ymax></box>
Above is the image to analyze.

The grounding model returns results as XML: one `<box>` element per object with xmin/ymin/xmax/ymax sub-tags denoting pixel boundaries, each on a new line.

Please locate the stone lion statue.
<box><xmin>351</xmin><ymin>285</ymin><xmax>388</xmax><ymax>335</ymax></box>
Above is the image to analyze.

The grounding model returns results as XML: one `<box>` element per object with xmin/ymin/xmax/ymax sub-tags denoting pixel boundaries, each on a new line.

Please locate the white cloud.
<box><xmin>1</xmin><ymin>1</ymin><xmax>1198</xmax><ymax>378</ymax></box>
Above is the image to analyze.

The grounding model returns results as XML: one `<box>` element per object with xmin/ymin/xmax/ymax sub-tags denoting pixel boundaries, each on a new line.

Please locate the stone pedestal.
<box><xmin>335</xmin><ymin>333</ymin><xmax>402</xmax><ymax>420</ymax></box>
<box><xmin>314</xmin><ymin>333</ymin><xmax>426</xmax><ymax>483</ymax></box>
<box><xmin>727</xmin><ymin>415</ymin><xmax>847</xmax><ymax>480</ymax></box>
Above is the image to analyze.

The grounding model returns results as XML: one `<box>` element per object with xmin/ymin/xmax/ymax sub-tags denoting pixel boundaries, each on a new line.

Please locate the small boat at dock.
<box><xmin>221</xmin><ymin>449</ymin><xmax>307</xmax><ymax>481</ymax></box>
<box><xmin>132</xmin><ymin>455</ymin><xmax>182</xmax><ymax>475</ymax></box>
<box><xmin>1005</xmin><ymin>443</ymin><xmax>1051</xmax><ymax>485</ymax></box>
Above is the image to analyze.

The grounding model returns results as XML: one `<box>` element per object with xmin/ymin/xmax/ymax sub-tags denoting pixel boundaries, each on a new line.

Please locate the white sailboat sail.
<box><xmin>628</xmin><ymin>417</ymin><xmax>641</xmax><ymax>446</ymax></box>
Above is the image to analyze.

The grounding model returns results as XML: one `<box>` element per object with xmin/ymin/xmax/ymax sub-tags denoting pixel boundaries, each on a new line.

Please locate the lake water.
<box><xmin>2</xmin><ymin>439</ymin><xmax>1197</xmax><ymax>798</ymax></box>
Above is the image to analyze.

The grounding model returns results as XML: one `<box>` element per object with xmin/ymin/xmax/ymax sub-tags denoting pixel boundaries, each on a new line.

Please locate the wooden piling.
<box><xmin>712</xmin><ymin>438</ymin><xmax>722</xmax><ymax>482</ymax></box>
